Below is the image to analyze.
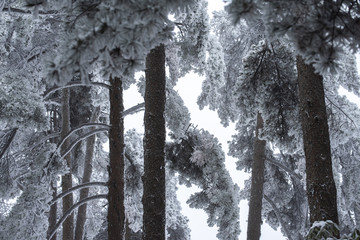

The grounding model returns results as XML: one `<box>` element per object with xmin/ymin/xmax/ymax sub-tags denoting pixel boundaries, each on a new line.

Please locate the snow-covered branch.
<box><xmin>48</xmin><ymin>181</ymin><xmax>107</xmax><ymax>206</ymax></box>
<box><xmin>43</xmin><ymin>81</ymin><xmax>111</xmax><ymax>99</ymax></box>
<box><xmin>2</xmin><ymin>7</ymin><xmax>60</xmax><ymax>15</ymax></box>
<box><xmin>55</xmin><ymin>123</ymin><xmax>110</xmax><ymax>154</ymax></box>
<box><xmin>266</xmin><ymin>157</ymin><xmax>302</xmax><ymax>181</ymax></box>
<box><xmin>121</xmin><ymin>102</ymin><xmax>145</xmax><ymax>117</ymax></box>
<box><xmin>47</xmin><ymin>194</ymin><xmax>108</xmax><ymax>240</ymax></box>
<box><xmin>60</xmin><ymin>128</ymin><xmax>109</xmax><ymax>160</ymax></box>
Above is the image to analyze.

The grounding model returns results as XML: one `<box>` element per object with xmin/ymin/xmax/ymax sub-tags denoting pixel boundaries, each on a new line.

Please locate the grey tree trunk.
<box><xmin>48</xmin><ymin>108</ymin><xmax>58</xmax><ymax>240</ymax></box>
<box><xmin>61</xmin><ymin>88</ymin><xmax>74</xmax><ymax>240</ymax></box>
<box><xmin>48</xmin><ymin>184</ymin><xmax>57</xmax><ymax>240</ymax></box>
<box><xmin>142</xmin><ymin>44</ymin><xmax>166</xmax><ymax>240</ymax></box>
<box><xmin>297</xmin><ymin>56</ymin><xmax>339</xmax><ymax>225</ymax></box>
<box><xmin>354</xmin><ymin>203</ymin><xmax>360</xmax><ymax>229</ymax></box>
<box><xmin>107</xmin><ymin>76</ymin><xmax>125</xmax><ymax>240</ymax></box>
<box><xmin>74</xmin><ymin>107</ymin><xmax>100</xmax><ymax>240</ymax></box>
<box><xmin>247</xmin><ymin>113</ymin><xmax>266</xmax><ymax>240</ymax></box>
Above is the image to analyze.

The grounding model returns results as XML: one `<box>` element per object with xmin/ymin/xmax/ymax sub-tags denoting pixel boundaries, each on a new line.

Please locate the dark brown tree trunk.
<box><xmin>61</xmin><ymin>88</ymin><xmax>74</xmax><ymax>240</ymax></box>
<box><xmin>142</xmin><ymin>44</ymin><xmax>166</xmax><ymax>240</ymax></box>
<box><xmin>247</xmin><ymin>113</ymin><xmax>266</xmax><ymax>240</ymax></box>
<box><xmin>297</xmin><ymin>56</ymin><xmax>339</xmax><ymax>225</ymax></box>
<box><xmin>107</xmin><ymin>76</ymin><xmax>125</xmax><ymax>240</ymax></box>
<box><xmin>125</xmin><ymin>219</ymin><xmax>131</xmax><ymax>240</ymax></box>
<box><xmin>74</xmin><ymin>107</ymin><xmax>100</xmax><ymax>240</ymax></box>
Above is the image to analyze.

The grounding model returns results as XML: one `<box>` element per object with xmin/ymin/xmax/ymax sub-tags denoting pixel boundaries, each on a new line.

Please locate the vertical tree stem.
<box><xmin>297</xmin><ymin>56</ymin><xmax>339</xmax><ymax>225</ymax></box>
<box><xmin>107</xmin><ymin>76</ymin><xmax>125</xmax><ymax>239</ymax></box>
<box><xmin>61</xmin><ymin>88</ymin><xmax>74</xmax><ymax>240</ymax></box>
<box><xmin>142</xmin><ymin>44</ymin><xmax>166</xmax><ymax>240</ymax></box>
<box><xmin>247</xmin><ymin>112</ymin><xmax>266</xmax><ymax>240</ymax></box>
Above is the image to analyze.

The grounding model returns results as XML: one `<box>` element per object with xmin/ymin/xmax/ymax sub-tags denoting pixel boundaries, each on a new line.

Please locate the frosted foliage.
<box><xmin>208</xmin><ymin>11</ymin><xmax>264</xmax><ymax>126</ymax></box>
<box><xmin>166</xmin><ymin>44</ymin><xmax>181</xmax><ymax>85</ymax></box>
<box><xmin>332</xmin><ymin>139</ymin><xmax>360</xmax><ymax>231</ymax></box>
<box><xmin>165</xmin><ymin>81</ymin><xmax>191</xmax><ymax>139</ymax></box>
<box><xmin>226</xmin><ymin>0</ymin><xmax>360</xmax><ymax>74</ymax></box>
<box><xmin>174</xmin><ymin>0</ymin><xmax>209</xmax><ymax>76</ymax></box>
<box><xmin>48</xmin><ymin>0</ymin><xmax>193</xmax><ymax>86</ymax></box>
<box><xmin>166</xmin><ymin>172</ymin><xmax>191</xmax><ymax>240</ymax></box>
<box><xmin>167</xmin><ymin>127</ymin><xmax>240</xmax><ymax>240</ymax></box>
<box><xmin>262</xmin><ymin>153</ymin><xmax>307</xmax><ymax>239</ymax></box>
<box><xmin>0</xmin><ymin>144</ymin><xmax>66</xmax><ymax>240</ymax></box>
<box><xmin>0</xmin><ymin>72</ymin><xmax>48</xmax><ymax>130</ymax></box>
<box><xmin>123</xmin><ymin>129</ymin><xmax>191</xmax><ymax>237</ymax></box>
<box><xmin>232</xmin><ymin>40</ymin><xmax>301</xmax><ymax>151</ymax></box>
<box><xmin>197</xmin><ymin>35</ymin><xmax>226</xmax><ymax>112</ymax></box>
<box><xmin>325</xmin><ymin>55</ymin><xmax>360</xmax><ymax>147</ymax></box>
<box><xmin>124</xmin><ymin>129</ymin><xmax>144</xmax><ymax>233</ymax></box>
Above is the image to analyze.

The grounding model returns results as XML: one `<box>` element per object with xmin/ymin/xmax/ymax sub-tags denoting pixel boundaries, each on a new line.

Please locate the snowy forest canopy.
<box><xmin>1</xmin><ymin>0</ymin><xmax>360</xmax><ymax>240</ymax></box>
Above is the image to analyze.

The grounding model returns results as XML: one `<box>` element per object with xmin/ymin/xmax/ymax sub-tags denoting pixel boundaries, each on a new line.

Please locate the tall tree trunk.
<box><xmin>74</xmin><ymin>107</ymin><xmax>100</xmax><ymax>240</ymax></box>
<box><xmin>142</xmin><ymin>44</ymin><xmax>166</xmax><ymax>240</ymax></box>
<box><xmin>247</xmin><ymin>113</ymin><xmax>266</xmax><ymax>240</ymax></box>
<box><xmin>297</xmin><ymin>56</ymin><xmax>339</xmax><ymax>224</ymax></box>
<box><xmin>48</xmin><ymin>108</ymin><xmax>58</xmax><ymax>240</ymax></box>
<box><xmin>61</xmin><ymin>88</ymin><xmax>74</xmax><ymax>240</ymax></box>
<box><xmin>48</xmin><ymin>184</ymin><xmax>57</xmax><ymax>240</ymax></box>
<box><xmin>107</xmin><ymin>76</ymin><xmax>125</xmax><ymax>240</ymax></box>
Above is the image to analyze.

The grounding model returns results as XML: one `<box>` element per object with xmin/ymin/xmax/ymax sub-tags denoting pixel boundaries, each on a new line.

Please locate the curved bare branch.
<box><xmin>47</xmin><ymin>194</ymin><xmax>108</xmax><ymax>240</ymax></box>
<box><xmin>43</xmin><ymin>81</ymin><xmax>111</xmax><ymax>99</ymax></box>
<box><xmin>48</xmin><ymin>181</ymin><xmax>107</xmax><ymax>206</ymax></box>
<box><xmin>60</xmin><ymin>128</ymin><xmax>109</xmax><ymax>160</ymax></box>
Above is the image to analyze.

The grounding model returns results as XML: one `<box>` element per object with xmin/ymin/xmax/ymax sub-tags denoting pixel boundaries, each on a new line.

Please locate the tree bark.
<box><xmin>48</xmin><ymin>108</ymin><xmax>58</xmax><ymax>240</ymax></box>
<box><xmin>247</xmin><ymin>113</ymin><xmax>266</xmax><ymax>240</ymax></box>
<box><xmin>142</xmin><ymin>44</ymin><xmax>166</xmax><ymax>240</ymax></box>
<box><xmin>107</xmin><ymin>76</ymin><xmax>125</xmax><ymax>240</ymax></box>
<box><xmin>48</xmin><ymin>184</ymin><xmax>57</xmax><ymax>240</ymax></box>
<box><xmin>297</xmin><ymin>56</ymin><xmax>339</xmax><ymax>225</ymax></box>
<box><xmin>61</xmin><ymin>88</ymin><xmax>74</xmax><ymax>240</ymax></box>
<box><xmin>74</xmin><ymin>107</ymin><xmax>100</xmax><ymax>240</ymax></box>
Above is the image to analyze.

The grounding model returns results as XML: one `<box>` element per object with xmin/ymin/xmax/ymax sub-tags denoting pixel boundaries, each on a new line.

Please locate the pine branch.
<box><xmin>48</xmin><ymin>181</ymin><xmax>107</xmax><ymax>206</ymax></box>
<box><xmin>47</xmin><ymin>194</ymin><xmax>108</xmax><ymax>240</ymax></box>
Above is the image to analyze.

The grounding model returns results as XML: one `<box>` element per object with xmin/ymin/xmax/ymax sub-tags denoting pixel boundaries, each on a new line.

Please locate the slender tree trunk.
<box><xmin>48</xmin><ymin>108</ymin><xmax>58</xmax><ymax>240</ymax></box>
<box><xmin>107</xmin><ymin>76</ymin><xmax>125</xmax><ymax>240</ymax></box>
<box><xmin>48</xmin><ymin>184</ymin><xmax>57</xmax><ymax>240</ymax></box>
<box><xmin>247</xmin><ymin>113</ymin><xmax>266</xmax><ymax>240</ymax></box>
<box><xmin>142</xmin><ymin>44</ymin><xmax>166</xmax><ymax>240</ymax></box>
<box><xmin>354</xmin><ymin>202</ymin><xmax>360</xmax><ymax>229</ymax></box>
<box><xmin>74</xmin><ymin>107</ymin><xmax>100</xmax><ymax>240</ymax></box>
<box><xmin>61</xmin><ymin>88</ymin><xmax>74</xmax><ymax>240</ymax></box>
<box><xmin>297</xmin><ymin>56</ymin><xmax>339</xmax><ymax>225</ymax></box>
